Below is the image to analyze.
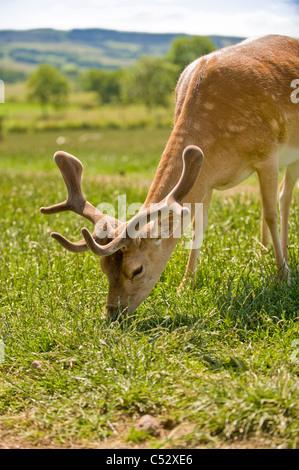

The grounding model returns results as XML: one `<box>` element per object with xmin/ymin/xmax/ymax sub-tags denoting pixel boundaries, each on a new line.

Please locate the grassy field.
<box><xmin>0</xmin><ymin>127</ymin><xmax>298</xmax><ymax>449</ymax></box>
<box><xmin>0</xmin><ymin>86</ymin><xmax>174</xmax><ymax>133</ymax></box>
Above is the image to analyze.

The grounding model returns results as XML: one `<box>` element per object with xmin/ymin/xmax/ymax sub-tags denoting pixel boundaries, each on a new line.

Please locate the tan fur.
<box><xmin>146</xmin><ymin>34</ymin><xmax>299</xmax><ymax>292</ymax></box>
<box><xmin>42</xmin><ymin>35</ymin><xmax>299</xmax><ymax>317</ymax></box>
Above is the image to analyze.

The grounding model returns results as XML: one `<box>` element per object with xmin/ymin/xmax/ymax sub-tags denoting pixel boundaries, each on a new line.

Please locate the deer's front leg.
<box><xmin>260</xmin><ymin>212</ymin><xmax>270</xmax><ymax>250</ymax></box>
<box><xmin>179</xmin><ymin>190</ymin><xmax>213</xmax><ymax>291</ymax></box>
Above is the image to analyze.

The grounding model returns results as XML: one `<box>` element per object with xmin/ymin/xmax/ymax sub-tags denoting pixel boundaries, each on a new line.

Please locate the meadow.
<box><xmin>0</xmin><ymin>122</ymin><xmax>298</xmax><ymax>448</ymax></box>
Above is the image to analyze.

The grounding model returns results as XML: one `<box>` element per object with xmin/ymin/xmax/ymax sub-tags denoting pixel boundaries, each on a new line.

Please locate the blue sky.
<box><xmin>1</xmin><ymin>0</ymin><xmax>298</xmax><ymax>38</ymax></box>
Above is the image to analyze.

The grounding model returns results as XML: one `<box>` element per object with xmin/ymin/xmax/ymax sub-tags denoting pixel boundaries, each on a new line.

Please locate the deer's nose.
<box><xmin>105</xmin><ymin>304</ymin><xmax>128</xmax><ymax>319</ymax></box>
<box><xmin>105</xmin><ymin>305</ymin><xmax>118</xmax><ymax>319</ymax></box>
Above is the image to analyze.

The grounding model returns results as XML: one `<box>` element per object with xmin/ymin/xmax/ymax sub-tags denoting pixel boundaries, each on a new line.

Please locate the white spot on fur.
<box><xmin>227</xmin><ymin>124</ymin><xmax>246</xmax><ymax>133</ymax></box>
<box><xmin>271</xmin><ymin>119</ymin><xmax>279</xmax><ymax>130</ymax></box>
<box><xmin>203</xmin><ymin>102</ymin><xmax>215</xmax><ymax>110</ymax></box>
<box><xmin>203</xmin><ymin>135</ymin><xmax>216</xmax><ymax>146</ymax></box>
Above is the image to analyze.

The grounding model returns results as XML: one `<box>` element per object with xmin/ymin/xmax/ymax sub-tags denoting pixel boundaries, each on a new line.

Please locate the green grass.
<box><xmin>0</xmin><ymin>128</ymin><xmax>298</xmax><ymax>449</ymax></box>
<box><xmin>0</xmin><ymin>89</ymin><xmax>174</xmax><ymax>133</ymax></box>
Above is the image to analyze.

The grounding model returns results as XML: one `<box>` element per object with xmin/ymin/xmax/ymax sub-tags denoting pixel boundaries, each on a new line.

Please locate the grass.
<box><xmin>0</xmin><ymin>127</ymin><xmax>298</xmax><ymax>449</ymax></box>
<box><xmin>0</xmin><ymin>128</ymin><xmax>167</xmax><ymax>178</ymax></box>
<box><xmin>0</xmin><ymin>87</ymin><xmax>174</xmax><ymax>133</ymax></box>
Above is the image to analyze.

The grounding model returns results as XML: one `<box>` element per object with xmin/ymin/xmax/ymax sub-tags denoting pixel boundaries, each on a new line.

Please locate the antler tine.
<box><xmin>51</xmin><ymin>232</ymin><xmax>90</xmax><ymax>253</ymax></box>
<box><xmin>40</xmin><ymin>151</ymin><xmax>110</xmax><ymax>253</ymax></box>
<box><xmin>167</xmin><ymin>145</ymin><xmax>204</xmax><ymax>207</ymax></box>
<box><xmin>40</xmin><ymin>151</ymin><xmax>102</xmax><ymax>225</ymax></box>
<box><xmin>125</xmin><ymin>145</ymin><xmax>204</xmax><ymax>233</ymax></box>
<box><xmin>79</xmin><ymin>146</ymin><xmax>204</xmax><ymax>257</ymax></box>
<box><xmin>81</xmin><ymin>227</ymin><xmax>130</xmax><ymax>256</ymax></box>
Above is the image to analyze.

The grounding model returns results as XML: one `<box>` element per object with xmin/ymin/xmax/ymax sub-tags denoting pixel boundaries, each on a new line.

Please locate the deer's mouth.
<box><xmin>105</xmin><ymin>304</ymin><xmax>128</xmax><ymax>319</ymax></box>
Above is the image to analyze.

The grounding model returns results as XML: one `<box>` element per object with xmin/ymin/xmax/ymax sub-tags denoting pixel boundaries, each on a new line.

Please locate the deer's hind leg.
<box><xmin>256</xmin><ymin>154</ymin><xmax>288</xmax><ymax>279</ymax></box>
<box><xmin>279</xmin><ymin>159</ymin><xmax>299</xmax><ymax>262</ymax></box>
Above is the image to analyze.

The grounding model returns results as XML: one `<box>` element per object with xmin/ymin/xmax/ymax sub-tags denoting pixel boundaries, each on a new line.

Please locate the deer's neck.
<box><xmin>144</xmin><ymin>127</ymin><xmax>208</xmax><ymax>206</ymax></box>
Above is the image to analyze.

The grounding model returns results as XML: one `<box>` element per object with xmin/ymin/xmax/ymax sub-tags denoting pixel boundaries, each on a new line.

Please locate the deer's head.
<box><xmin>40</xmin><ymin>146</ymin><xmax>203</xmax><ymax>317</ymax></box>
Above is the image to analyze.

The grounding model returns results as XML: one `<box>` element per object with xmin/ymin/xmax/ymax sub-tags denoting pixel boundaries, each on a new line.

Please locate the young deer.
<box><xmin>41</xmin><ymin>34</ymin><xmax>299</xmax><ymax>317</ymax></box>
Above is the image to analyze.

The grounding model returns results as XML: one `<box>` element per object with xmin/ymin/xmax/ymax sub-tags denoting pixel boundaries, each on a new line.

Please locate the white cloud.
<box><xmin>0</xmin><ymin>0</ymin><xmax>298</xmax><ymax>37</ymax></box>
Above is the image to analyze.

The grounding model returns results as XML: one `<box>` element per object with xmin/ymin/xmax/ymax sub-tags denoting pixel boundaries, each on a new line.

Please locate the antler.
<box><xmin>41</xmin><ymin>146</ymin><xmax>203</xmax><ymax>257</ymax></box>
<box><xmin>40</xmin><ymin>151</ymin><xmax>113</xmax><ymax>252</ymax></box>
<box><xmin>81</xmin><ymin>145</ymin><xmax>204</xmax><ymax>257</ymax></box>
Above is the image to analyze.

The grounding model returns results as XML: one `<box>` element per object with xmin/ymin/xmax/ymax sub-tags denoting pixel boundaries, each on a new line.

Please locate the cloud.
<box><xmin>0</xmin><ymin>0</ymin><xmax>298</xmax><ymax>37</ymax></box>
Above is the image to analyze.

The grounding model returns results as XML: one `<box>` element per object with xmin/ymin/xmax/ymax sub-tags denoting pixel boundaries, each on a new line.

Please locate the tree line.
<box><xmin>28</xmin><ymin>36</ymin><xmax>215</xmax><ymax>110</ymax></box>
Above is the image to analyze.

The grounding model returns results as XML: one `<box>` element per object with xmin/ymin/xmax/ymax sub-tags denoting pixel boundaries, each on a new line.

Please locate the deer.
<box><xmin>40</xmin><ymin>34</ymin><xmax>299</xmax><ymax>318</ymax></box>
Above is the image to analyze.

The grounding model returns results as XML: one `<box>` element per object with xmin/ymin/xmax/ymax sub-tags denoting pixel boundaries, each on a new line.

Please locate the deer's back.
<box><xmin>173</xmin><ymin>35</ymin><xmax>299</xmax><ymax>190</ymax></box>
<box><xmin>175</xmin><ymin>35</ymin><xmax>299</xmax><ymax>150</ymax></box>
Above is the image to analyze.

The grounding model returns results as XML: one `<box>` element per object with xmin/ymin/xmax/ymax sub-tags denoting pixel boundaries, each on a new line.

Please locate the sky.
<box><xmin>0</xmin><ymin>0</ymin><xmax>298</xmax><ymax>38</ymax></box>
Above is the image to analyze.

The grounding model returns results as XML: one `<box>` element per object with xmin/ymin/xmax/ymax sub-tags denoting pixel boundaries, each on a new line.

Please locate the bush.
<box><xmin>167</xmin><ymin>35</ymin><xmax>216</xmax><ymax>71</ymax></box>
<box><xmin>121</xmin><ymin>56</ymin><xmax>179</xmax><ymax>109</ymax></box>
<box><xmin>27</xmin><ymin>64</ymin><xmax>70</xmax><ymax>110</ymax></box>
<box><xmin>81</xmin><ymin>69</ymin><xmax>124</xmax><ymax>104</ymax></box>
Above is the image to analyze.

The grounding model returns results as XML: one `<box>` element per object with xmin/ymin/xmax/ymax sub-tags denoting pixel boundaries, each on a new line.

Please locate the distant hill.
<box><xmin>0</xmin><ymin>28</ymin><xmax>244</xmax><ymax>81</ymax></box>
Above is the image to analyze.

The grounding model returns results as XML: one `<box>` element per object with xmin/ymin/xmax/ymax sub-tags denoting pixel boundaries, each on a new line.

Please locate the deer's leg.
<box><xmin>279</xmin><ymin>160</ymin><xmax>299</xmax><ymax>261</ymax></box>
<box><xmin>259</xmin><ymin>174</ymin><xmax>270</xmax><ymax>250</ymax></box>
<box><xmin>179</xmin><ymin>190</ymin><xmax>213</xmax><ymax>290</ymax></box>
<box><xmin>261</xmin><ymin>212</ymin><xmax>270</xmax><ymax>250</ymax></box>
<box><xmin>256</xmin><ymin>155</ymin><xmax>288</xmax><ymax>279</ymax></box>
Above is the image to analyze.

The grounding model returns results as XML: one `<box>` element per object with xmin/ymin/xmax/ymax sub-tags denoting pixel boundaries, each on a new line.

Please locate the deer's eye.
<box><xmin>131</xmin><ymin>266</ymin><xmax>144</xmax><ymax>280</ymax></box>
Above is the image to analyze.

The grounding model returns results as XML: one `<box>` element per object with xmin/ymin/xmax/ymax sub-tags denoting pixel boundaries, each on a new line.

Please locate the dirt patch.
<box><xmin>0</xmin><ymin>430</ymin><xmax>282</xmax><ymax>450</ymax></box>
<box><xmin>0</xmin><ymin>417</ymin><xmax>283</xmax><ymax>450</ymax></box>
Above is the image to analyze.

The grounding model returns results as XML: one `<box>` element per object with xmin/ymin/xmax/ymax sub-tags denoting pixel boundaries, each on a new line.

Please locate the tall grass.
<box><xmin>0</xmin><ymin>128</ymin><xmax>298</xmax><ymax>448</ymax></box>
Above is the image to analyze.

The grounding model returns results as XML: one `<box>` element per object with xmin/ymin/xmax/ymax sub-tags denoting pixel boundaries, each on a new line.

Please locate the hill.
<box><xmin>0</xmin><ymin>28</ymin><xmax>244</xmax><ymax>81</ymax></box>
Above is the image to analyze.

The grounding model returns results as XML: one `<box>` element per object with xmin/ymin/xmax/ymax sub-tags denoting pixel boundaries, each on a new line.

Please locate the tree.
<box><xmin>28</xmin><ymin>64</ymin><xmax>69</xmax><ymax>110</ymax></box>
<box><xmin>121</xmin><ymin>56</ymin><xmax>179</xmax><ymax>109</ymax></box>
<box><xmin>82</xmin><ymin>69</ymin><xmax>124</xmax><ymax>104</ymax></box>
<box><xmin>167</xmin><ymin>36</ymin><xmax>216</xmax><ymax>71</ymax></box>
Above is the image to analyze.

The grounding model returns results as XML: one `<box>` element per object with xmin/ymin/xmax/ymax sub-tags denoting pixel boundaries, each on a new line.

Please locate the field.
<box><xmin>0</xmin><ymin>125</ymin><xmax>298</xmax><ymax>449</ymax></box>
<box><xmin>0</xmin><ymin>84</ymin><xmax>175</xmax><ymax>134</ymax></box>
